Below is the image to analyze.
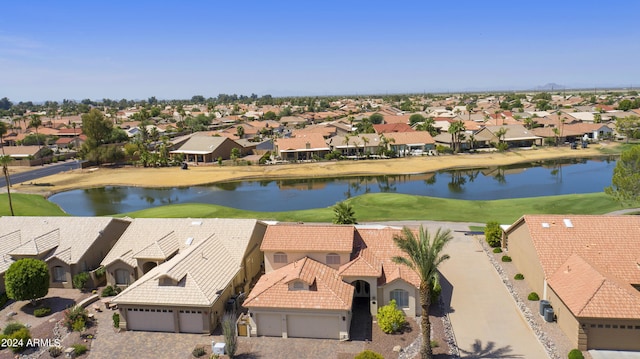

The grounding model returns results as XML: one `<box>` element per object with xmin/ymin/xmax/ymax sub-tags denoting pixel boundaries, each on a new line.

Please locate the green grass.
<box><xmin>0</xmin><ymin>193</ymin><xmax>68</xmax><ymax>216</ymax></box>
<box><xmin>2</xmin><ymin>191</ymin><xmax>636</xmax><ymax>224</ymax></box>
<box><xmin>120</xmin><ymin>192</ymin><xmax>635</xmax><ymax>224</ymax></box>
<box><xmin>468</xmin><ymin>226</ymin><xmax>485</xmax><ymax>232</ymax></box>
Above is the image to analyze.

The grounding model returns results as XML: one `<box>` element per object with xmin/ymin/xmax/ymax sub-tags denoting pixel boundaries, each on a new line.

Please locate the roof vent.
<box><xmin>191</xmin><ymin>221</ymin><xmax>202</xmax><ymax>226</ymax></box>
<box><xmin>563</xmin><ymin>219</ymin><xmax>574</xmax><ymax>228</ymax></box>
<box><xmin>185</xmin><ymin>237</ymin><xmax>194</xmax><ymax>245</ymax></box>
<box><xmin>541</xmin><ymin>223</ymin><xmax>550</xmax><ymax>228</ymax></box>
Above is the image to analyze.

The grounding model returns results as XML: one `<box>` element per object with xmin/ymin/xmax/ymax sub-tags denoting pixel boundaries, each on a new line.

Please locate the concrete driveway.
<box><xmin>437</xmin><ymin>227</ymin><xmax>549</xmax><ymax>359</ymax></box>
<box><xmin>590</xmin><ymin>351</ymin><xmax>640</xmax><ymax>359</ymax></box>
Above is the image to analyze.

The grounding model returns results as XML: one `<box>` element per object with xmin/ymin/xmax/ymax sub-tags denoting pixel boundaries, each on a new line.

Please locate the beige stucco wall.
<box><xmin>105</xmin><ymin>260</ymin><xmax>136</xmax><ymax>287</ymax></box>
<box><xmin>77</xmin><ymin>219</ymin><xmax>130</xmax><ymax>274</ymax></box>
<box><xmin>47</xmin><ymin>257</ymin><xmax>72</xmax><ymax>289</ymax></box>
<box><xmin>342</xmin><ymin>276</ymin><xmax>378</xmax><ymax>315</ymax></box>
<box><xmin>547</xmin><ymin>286</ymin><xmax>580</xmax><ymax>348</ymax></box>
<box><xmin>505</xmin><ymin>223</ymin><xmax>547</xmax><ymax>297</ymax></box>
<box><xmin>264</xmin><ymin>251</ymin><xmax>350</xmax><ymax>272</ymax></box>
<box><xmin>382</xmin><ymin>279</ymin><xmax>420</xmax><ymax>317</ymax></box>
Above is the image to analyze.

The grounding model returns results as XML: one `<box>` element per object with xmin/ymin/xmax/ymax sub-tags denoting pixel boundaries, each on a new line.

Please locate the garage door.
<box><xmin>179</xmin><ymin>309</ymin><xmax>204</xmax><ymax>333</ymax></box>
<box><xmin>126</xmin><ymin>308</ymin><xmax>174</xmax><ymax>332</ymax></box>
<box><xmin>588</xmin><ymin>324</ymin><xmax>640</xmax><ymax>350</ymax></box>
<box><xmin>256</xmin><ymin>313</ymin><xmax>282</xmax><ymax>337</ymax></box>
<box><xmin>288</xmin><ymin>315</ymin><xmax>340</xmax><ymax>339</ymax></box>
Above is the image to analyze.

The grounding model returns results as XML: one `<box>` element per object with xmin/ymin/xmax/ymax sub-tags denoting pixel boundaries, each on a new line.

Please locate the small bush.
<box><xmin>64</xmin><ymin>306</ymin><xmax>90</xmax><ymax>332</ymax></box>
<box><xmin>49</xmin><ymin>346</ymin><xmax>63</xmax><ymax>357</ymax></box>
<box><xmin>209</xmin><ymin>354</ymin><xmax>220</xmax><ymax>359</ymax></box>
<box><xmin>34</xmin><ymin>307</ymin><xmax>52</xmax><ymax>317</ymax></box>
<box><xmin>430</xmin><ymin>279</ymin><xmax>442</xmax><ymax>303</ymax></box>
<box><xmin>492</xmin><ymin>247</ymin><xmax>503</xmax><ymax>253</ymax></box>
<box><xmin>514</xmin><ymin>273</ymin><xmax>525</xmax><ymax>280</ymax></box>
<box><xmin>3</xmin><ymin>322</ymin><xmax>26</xmax><ymax>335</ymax></box>
<box><xmin>376</xmin><ymin>300</ymin><xmax>406</xmax><ymax>334</ymax></box>
<box><xmin>101</xmin><ymin>285</ymin><xmax>122</xmax><ymax>297</ymax></box>
<box><xmin>112</xmin><ymin>313</ymin><xmax>120</xmax><ymax>328</ymax></box>
<box><xmin>528</xmin><ymin>292</ymin><xmax>540</xmax><ymax>301</ymax></box>
<box><xmin>94</xmin><ymin>266</ymin><xmax>106</xmax><ymax>278</ymax></box>
<box><xmin>192</xmin><ymin>346</ymin><xmax>206</xmax><ymax>357</ymax></box>
<box><xmin>484</xmin><ymin>221</ymin><xmax>502</xmax><ymax>247</ymax></box>
<box><xmin>0</xmin><ymin>334</ymin><xmax>7</xmax><ymax>350</ymax></box>
<box><xmin>9</xmin><ymin>327</ymin><xmax>31</xmax><ymax>353</ymax></box>
<box><xmin>72</xmin><ymin>272</ymin><xmax>90</xmax><ymax>291</ymax></box>
<box><xmin>568</xmin><ymin>349</ymin><xmax>584</xmax><ymax>359</ymax></box>
<box><xmin>431</xmin><ymin>340</ymin><xmax>439</xmax><ymax>348</ymax></box>
<box><xmin>72</xmin><ymin>344</ymin><xmax>87</xmax><ymax>356</ymax></box>
<box><xmin>501</xmin><ymin>255</ymin><xmax>512</xmax><ymax>262</ymax></box>
<box><xmin>355</xmin><ymin>350</ymin><xmax>384</xmax><ymax>359</ymax></box>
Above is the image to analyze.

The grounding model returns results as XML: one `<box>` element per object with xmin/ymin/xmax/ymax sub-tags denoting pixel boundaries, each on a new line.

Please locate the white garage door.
<box><xmin>179</xmin><ymin>309</ymin><xmax>204</xmax><ymax>333</ymax></box>
<box><xmin>288</xmin><ymin>314</ymin><xmax>340</xmax><ymax>339</ymax></box>
<box><xmin>256</xmin><ymin>313</ymin><xmax>282</xmax><ymax>337</ymax></box>
<box><xmin>126</xmin><ymin>308</ymin><xmax>174</xmax><ymax>332</ymax></box>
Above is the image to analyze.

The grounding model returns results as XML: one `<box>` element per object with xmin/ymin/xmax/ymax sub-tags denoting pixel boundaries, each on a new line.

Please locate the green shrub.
<box><xmin>72</xmin><ymin>272</ymin><xmax>90</xmax><ymax>291</ymax></box>
<box><xmin>34</xmin><ymin>307</ymin><xmax>52</xmax><ymax>317</ymax></box>
<box><xmin>431</xmin><ymin>340</ymin><xmax>439</xmax><ymax>348</ymax></box>
<box><xmin>568</xmin><ymin>349</ymin><xmax>584</xmax><ymax>359</ymax></box>
<box><xmin>0</xmin><ymin>334</ymin><xmax>7</xmax><ymax>350</ymax></box>
<box><xmin>501</xmin><ymin>255</ymin><xmax>512</xmax><ymax>262</ymax></box>
<box><xmin>492</xmin><ymin>247</ymin><xmax>503</xmax><ymax>253</ymax></box>
<box><xmin>528</xmin><ymin>292</ymin><xmax>540</xmax><ymax>301</ymax></box>
<box><xmin>430</xmin><ymin>279</ymin><xmax>442</xmax><ymax>303</ymax></box>
<box><xmin>49</xmin><ymin>346</ymin><xmax>63</xmax><ymax>357</ymax></box>
<box><xmin>94</xmin><ymin>266</ymin><xmax>106</xmax><ymax>278</ymax></box>
<box><xmin>192</xmin><ymin>346</ymin><xmax>206</xmax><ymax>357</ymax></box>
<box><xmin>354</xmin><ymin>350</ymin><xmax>384</xmax><ymax>359</ymax></box>
<box><xmin>376</xmin><ymin>300</ymin><xmax>406</xmax><ymax>334</ymax></box>
<box><xmin>514</xmin><ymin>273</ymin><xmax>525</xmax><ymax>280</ymax></box>
<box><xmin>9</xmin><ymin>327</ymin><xmax>31</xmax><ymax>353</ymax></box>
<box><xmin>101</xmin><ymin>285</ymin><xmax>122</xmax><ymax>297</ymax></box>
<box><xmin>112</xmin><ymin>313</ymin><xmax>120</xmax><ymax>328</ymax></box>
<box><xmin>3</xmin><ymin>322</ymin><xmax>26</xmax><ymax>335</ymax></box>
<box><xmin>72</xmin><ymin>344</ymin><xmax>87</xmax><ymax>356</ymax></box>
<box><xmin>64</xmin><ymin>306</ymin><xmax>90</xmax><ymax>332</ymax></box>
<box><xmin>484</xmin><ymin>221</ymin><xmax>502</xmax><ymax>247</ymax></box>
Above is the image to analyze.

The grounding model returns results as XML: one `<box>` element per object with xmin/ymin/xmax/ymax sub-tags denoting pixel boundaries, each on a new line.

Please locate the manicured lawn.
<box><xmin>120</xmin><ymin>192</ymin><xmax>635</xmax><ymax>224</ymax></box>
<box><xmin>2</xmin><ymin>192</ymin><xmax>635</xmax><ymax>224</ymax></box>
<box><xmin>0</xmin><ymin>194</ymin><xmax>68</xmax><ymax>216</ymax></box>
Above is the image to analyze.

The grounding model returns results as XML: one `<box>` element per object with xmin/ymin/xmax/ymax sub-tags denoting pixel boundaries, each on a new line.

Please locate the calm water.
<box><xmin>49</xmin><ymin>157</ymin><xmax>617</xmax><ymax>216</ymax></box>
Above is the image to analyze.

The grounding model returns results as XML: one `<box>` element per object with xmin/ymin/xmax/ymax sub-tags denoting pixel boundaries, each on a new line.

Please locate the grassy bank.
<box><xmin>0</xmin><ymin>193</ymin><xmax>68</xmax><ymax>216</ymax></box>
<box><xmin>119</xmin><ymin>192</ymin><xmax>632</xmax><ymax>224</ymax></box>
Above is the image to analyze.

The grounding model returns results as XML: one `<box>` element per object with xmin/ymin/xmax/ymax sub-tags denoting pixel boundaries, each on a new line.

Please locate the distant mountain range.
<box><xmin>533</xmin><ymin>83</ymin><xmax>566</xmax><ymax>91</ymax></box>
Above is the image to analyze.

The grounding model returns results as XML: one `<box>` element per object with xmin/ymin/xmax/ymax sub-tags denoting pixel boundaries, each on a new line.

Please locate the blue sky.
<box><xmin>2</xmin><ymin>1</ymin><xmax>639</xmax><ymax>102</ymax></box>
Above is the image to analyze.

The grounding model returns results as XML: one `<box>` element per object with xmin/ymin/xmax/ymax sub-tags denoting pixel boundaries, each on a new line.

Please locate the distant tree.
<box><xmin>236</xmin><ymin>126</ymin><xmax>245</xmax><ymax>139</ymax></box>
<box><xmin>448</xmin><ymin>120</ymin><xmax>466</xmax><ymax>153</ymax></box>
<box><xmin>605</xmin><ymin>145</ymin><xmax>640</xmax><ymax>204</ymax></box>
<box><xmin>5</xmin><ymin>259</ymin><xmax>49</xmax><ymax>305</ymax></box>
<box><xmin>82</xmin><ymin>109</ymin><xmax>113</xmax><ymax>145</ymax></box>
<box><xmin>615</xmin><ymin>115</ymin><xmax>640</xmax><ymax>143</ymax></box>
<box><xmin>28</xmin><ymin>114</ymin><xmax>43</xmax><ymax>155</ymax></box>
<box><xmin>263</xmin><ymin>111</ymin><xmax>277</xmax><ymax>121</ymax></box>
<box><xmin>0</xmin><ymin>97</ymin><xmax>12</xmax><ymax>111</ymax></box>
<box><xmin>230</xmin><ymin>148</ymin><xmax>240</xmax><ymax>164</ymax></box>
<box><xmin>409</xmin><ymin>114</ymin><xmax>426</xmax><ymax>126</ymax></box>
<box><xmin>0</xmin><ymin>155</ymin><xmax>15</xmax><ymax>215</ymax></box>
<box><xmin>333</xmin><ymin>201</ymin><xmax>357</xmax><ymax>224</ymax></box>
<box><xmin>191</xmin><ymin>95</ymin><xmax>206</xmax><ymax>103</ymax></box>
<box><xmin>0</xmin><ymin>121</ymin><xmax>7</xmax><ymax>155</ymax></box>
<box><xmin>369</xmin><ymin>113</ymin><xmax>384</xmax><ymax>125</ymax></box>
<box><xmin>593</xmin><ymin>113</ymin><xmax>602</xmax><ymax>124</ymax></box>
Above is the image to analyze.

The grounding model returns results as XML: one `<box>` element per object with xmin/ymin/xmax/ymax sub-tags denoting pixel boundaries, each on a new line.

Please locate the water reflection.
<box><xmin>49</xmin><ymin>157</ymin><xmax>617</xmax><ymax>216</ymax></box>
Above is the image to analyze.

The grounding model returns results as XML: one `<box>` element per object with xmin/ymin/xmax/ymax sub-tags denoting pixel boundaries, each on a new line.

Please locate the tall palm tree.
<box><xmin>392</xmin><ymin>226</ymin><xmax>453</xmax><ymax>359</ymax></box>
<box><xmin>0</xmin><ymin>155</ymin><xmax>15</xmax><ymax>216</ymax></box>
<box><xmin>28</xmin><ymin>114</ymin><xmax>43</xmax><ymax>153</ymax></box>
<box><xmin>448</xmin><ymin>120</ymin><xmax>466</xmax><ymax>153</ymax></box>
<box><xmin>0</xmin><ymin>121</ymin><xmax>7</xmax><ymax>154</ymax></box>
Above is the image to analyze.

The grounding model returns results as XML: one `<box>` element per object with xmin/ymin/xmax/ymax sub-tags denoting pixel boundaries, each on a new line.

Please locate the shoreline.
<box><xmin>14</xmin><ymin>145</ymin><xmax>618</xmax><ymax>197</ymax></box>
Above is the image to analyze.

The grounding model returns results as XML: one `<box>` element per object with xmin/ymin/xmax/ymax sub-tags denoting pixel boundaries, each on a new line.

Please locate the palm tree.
<box><xmin>1</xmin><ymin>155</ymin><xmax>15</xmax><ymax>216</ymax></box>
<box><xmin>362</xmin><ymin>136</ymin><xmax>370</xmax><ymax>156</ymax></box>
<box><xmin>0</xmin><ymin>121</ymin><xmax>7</xmax><ymax>154</ymax></box>
<box><xmin>332</xmin><ymin>201</ymin><xmax>357</xmax><ymax>224</ymax></box>
<box><xmin>392</xmin><ymin>226</ymin><xmax>452</xmax><ymax>359</ymax></box>
<box><xmin>28</xmin><ymin>114</ymin><xmax>42</xmax><ymax>150</ymax></box>
<box><xmin>448</xmin><ymin>120</ymin><xmax>466</xmax><ymax>153</ymax></box>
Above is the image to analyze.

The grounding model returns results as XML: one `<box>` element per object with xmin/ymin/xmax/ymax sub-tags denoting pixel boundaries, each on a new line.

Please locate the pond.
<box><xmin>49</xmin><ymin>157</ymin><xmax>617</xmax><ymax>216</ymax></box>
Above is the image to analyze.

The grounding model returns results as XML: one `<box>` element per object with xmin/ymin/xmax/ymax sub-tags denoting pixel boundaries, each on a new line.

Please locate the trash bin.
<box><xmin>539</xmin><ymin>300</ymin><xmax>550</xmax><ymax>316</ymax></box>
<box><xmin>544</xmin><ymin>307</ymin><xmax>555</xmax><ymax>322</ymax></box>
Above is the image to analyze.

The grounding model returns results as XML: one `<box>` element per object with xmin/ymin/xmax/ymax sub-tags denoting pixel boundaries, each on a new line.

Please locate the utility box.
<box><xmin>544</xmin><ymin>307</ymin><xmax>555</xmax><ymax>322</ymax></box>
<box><xmin>212</xmin><ymin>342</ymin><xmax>225</xmax><ymax>355</ymax></box>
<box><xmin>539</xmin><ymin>300</ymin><xmax>551</xmax><ymax>316</ymax></box>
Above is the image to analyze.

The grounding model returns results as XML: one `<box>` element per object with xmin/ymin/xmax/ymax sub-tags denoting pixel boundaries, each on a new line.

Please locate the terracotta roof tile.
<box><xmin>244</xmin><ymin>257</ymin><xmax>353</xmax><ymax>310</ymax></box>
<box><xmin>261</xmin><ymin>225</ymin><xmax>354</xmax><ymax>253</ymax></box>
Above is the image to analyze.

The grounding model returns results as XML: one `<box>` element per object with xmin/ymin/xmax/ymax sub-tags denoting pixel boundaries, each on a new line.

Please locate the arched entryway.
<box><xmin>142</xmin><ymin>261</ymin><xmax>157</xmax><ymax>274</ymax></box>
<box><xmin>350</xmin><ymin>280</ymin><xmax>372</xmax><ymax>341</ymax></box>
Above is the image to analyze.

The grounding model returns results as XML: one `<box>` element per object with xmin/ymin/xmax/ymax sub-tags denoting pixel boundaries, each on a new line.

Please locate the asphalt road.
<box><xmin>0</xmin><ymin>160</ymin><xmax>82</xmax><ymax>188</ymax></box>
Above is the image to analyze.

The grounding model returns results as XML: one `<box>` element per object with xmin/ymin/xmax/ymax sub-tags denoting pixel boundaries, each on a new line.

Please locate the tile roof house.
<box><xmin>0</xmin><ymin>216</ymin><xmax>131</xmax><ymax>291</ymax></box>
<box><xmin>243</xmin><ymin>224</ymin><xmax>423</xmax><ymax>340</ymax></box>
<box><xmin>169</xmin><ymin>134</ymin><xmax>245</xmax><ymax>163</ymax></box>
<box><xmin>384</xmin><ymin>131</ymin><xmax>436</xmax><ymax>156</ymax></box>
<box><xmin>274</xmin><ymin>133</ymin><xmax>330</xmax><ymax>161</ymax></box>
<box><xmin>107</xmin><ymin>218</ymin><xmax>267</xmax><ymax>334</ymax></box>
<box><xmin>503</xmin><ymin>215</ymin><xmax>640</xmax><ymax>351</ymax></box>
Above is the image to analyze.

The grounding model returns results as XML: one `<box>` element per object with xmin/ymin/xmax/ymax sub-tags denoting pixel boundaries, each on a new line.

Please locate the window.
<box><xmin>390</xmin><ymin>289</ymin><xmax>409</xmax><ymax>308</ymax></box>
<box><xmin>326</xmin><ymin>253</ymin><xmax>341</xmax><ymax>265</ymax></box>
<box><xmin>53</xmin><ymin>266</ymin><xmax>66</xmax><ymax>282</ymax></box>
<box><xmin>292</xmin><ymin>281</ymin><xmax>304</xmax><ymax>290</ymax></box>
<box><xmin>274</xmin><ymin>252</ymin><xmax>287</xmax><ymax>263</ymax></box>
<box><xmin>115</xmin><ymin>269</ymin><xmax>130</xmax><ymax>285</ymax></box>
